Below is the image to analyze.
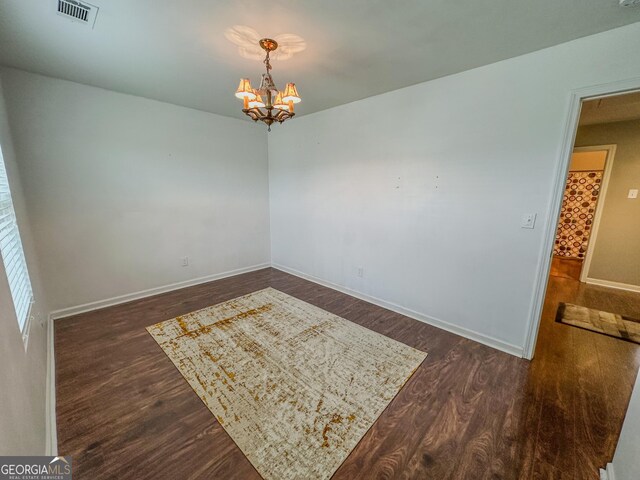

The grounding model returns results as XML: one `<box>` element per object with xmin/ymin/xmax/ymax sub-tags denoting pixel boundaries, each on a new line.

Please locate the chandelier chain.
<box><xmin>264</xmin><ymin>50</ymin><xmax>272</xmax><ymax>74</ymax></box>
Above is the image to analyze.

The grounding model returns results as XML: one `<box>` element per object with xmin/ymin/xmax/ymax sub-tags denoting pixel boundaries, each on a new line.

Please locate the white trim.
<box><xmin>585</xmin><ymin>277</ymin><xmax>640</xmax><ymax>293</ymax></box>
<box><xmin>577</xmin><ymin>145</ymin><xmax>617</xmax><ymax>282</ymax></box>
<box><xmin>600</xmin><ymin>463</ymin><xmax>616</xmax><ymax>480</ymax></box>
<box><xmin>272</xmin><ymin>263</ymin><xmax>524</xmax><ymax>357</ymax></box>
<box><xmin>21</xmin><ymin>304</ymin><xmax>33</xmax><ymax>352</ymax></box>
<box><xmin>49</xmin><ymin>263</ymin><xmax>270</xmax><ymax>320</ymax></box>
<box><xmin>45</xmin><ymin>313</ymin><xmax>57</xmax><ymax>456</ymax></box>
<box><xmin>523</xmin><ymin>76</ymin><xmax>640</xmax><ymax>360</ymax></box>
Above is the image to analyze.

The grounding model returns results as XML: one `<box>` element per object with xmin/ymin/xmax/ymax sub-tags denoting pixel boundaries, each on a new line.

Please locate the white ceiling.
<box><xmin>1</xmin><ymin>0</ymin><xmax>639</xmax><ymax>120</ymax></box>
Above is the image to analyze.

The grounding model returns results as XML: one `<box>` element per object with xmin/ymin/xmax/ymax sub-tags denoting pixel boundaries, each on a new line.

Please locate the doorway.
<box><xmin>551</xmin><ymin>145</ymin><xmax>616</xmax><ymax>281</ymax></box>
<box><xmin>523</xmin><ymin>87</ymin><xmax>640</xmax><ymax>478</ymax></box>
<box><xmin>526</xmin><ymin>82</ymin><xmax>640</xmax><ymax>359</ymax></box>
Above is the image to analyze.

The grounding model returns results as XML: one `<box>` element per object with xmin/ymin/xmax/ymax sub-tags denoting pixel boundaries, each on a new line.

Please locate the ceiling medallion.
<box><xmin>224</xmin><ymin>25</ymin><xmax>306</xmax><ymax>61</ymax></box>
<box><xmin>234</xmin><ymin>38</ymin><xmax>301</xmax><ymax>131</ymax></box>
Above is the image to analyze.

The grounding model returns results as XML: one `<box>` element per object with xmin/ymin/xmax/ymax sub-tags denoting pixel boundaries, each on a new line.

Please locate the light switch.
<box><xmin>521</xmin><ymin>213</ymin><xmax>537</xmax><ymax>229</ymax></box>
<box><xmin>628</xmin><ymin>189</ymin><xmax>638</xmax><ymax>199</ymax></box>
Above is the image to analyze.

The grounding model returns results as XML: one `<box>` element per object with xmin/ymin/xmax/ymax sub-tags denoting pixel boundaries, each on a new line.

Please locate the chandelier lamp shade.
<box><xmin>234</xmin><ymin>38</ymin><xmax>301</xmax><ymax>130</ymax></box>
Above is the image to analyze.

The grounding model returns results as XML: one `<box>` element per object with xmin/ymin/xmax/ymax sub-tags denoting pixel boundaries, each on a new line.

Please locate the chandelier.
<box><xmin>234</xmin><ymin>38</ymin><xmax>301</xmax><ymax>131</ymax></box>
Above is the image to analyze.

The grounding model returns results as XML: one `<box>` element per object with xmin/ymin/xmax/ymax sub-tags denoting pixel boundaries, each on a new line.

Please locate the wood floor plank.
<box><xmin>55</xmin><ymin>268</ymin><xmax>640</xmax><ymax>479</ymax></box>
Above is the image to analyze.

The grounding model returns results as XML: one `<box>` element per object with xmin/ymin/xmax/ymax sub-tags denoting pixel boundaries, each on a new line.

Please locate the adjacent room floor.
<box><xmin>54</xmin><ymin>268</ymin><xmax>640</xmax><ymax>479</ymax></box>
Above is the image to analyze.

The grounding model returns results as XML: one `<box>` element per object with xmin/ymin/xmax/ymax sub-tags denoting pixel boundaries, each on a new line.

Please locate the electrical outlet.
<box><xmin>181</xmin><ymin>256</ymin><xmax>189</xmax><ymax>267</ymax></box>
<box><xmin>357</xmin><ymin>266</ymin><xmax>364</xmax><ymax>278</ymax></box>
<box><xmin>628</xmin><ymin>189</ymin><xmax>638</xmax><ymax>199</ymax></box>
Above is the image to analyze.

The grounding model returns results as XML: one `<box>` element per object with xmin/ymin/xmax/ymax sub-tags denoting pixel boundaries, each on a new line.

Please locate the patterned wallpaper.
<box><xmin>554</xmin><ymin>170</ymin><xmax>603</xmax><ymax>259</ymax></box>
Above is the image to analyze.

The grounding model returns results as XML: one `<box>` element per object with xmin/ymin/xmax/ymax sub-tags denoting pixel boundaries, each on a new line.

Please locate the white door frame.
<box><xmin>522</xmin><ymin>77</ymin><xmax>640</xmax><ymax>360</ymax></box>
<box><xmin>575</xmin><ymin>145</ymin><xmax>617</xmax><ymax>283</ymax></box>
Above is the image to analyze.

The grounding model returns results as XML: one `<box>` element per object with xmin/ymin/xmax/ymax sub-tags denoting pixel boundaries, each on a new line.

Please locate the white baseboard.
<box><xmin>272</xmin><ymin>263</ymin><xmax>524</xmax><ymax>358</ymax></box>
<box><xmin>45</xmin><ymin>314</ymin><xmax>57</xmax><ymax>456</ymax></box>
<box><xmin>586</xmin><ymin>278</ymin><xmax>640</xmax><ymax>293</ymax></box>
<box><xmin>49</xmin><ymin>263</ymin><xmax>271</xmax><ymax>320</ymax></box>
<box><xmin>600</xmin><ymin>462</ymin><xmax>616</xmax><ymax>480</ymax></box>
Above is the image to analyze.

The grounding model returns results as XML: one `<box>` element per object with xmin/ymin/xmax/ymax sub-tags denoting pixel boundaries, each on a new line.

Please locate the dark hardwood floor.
<box><xmin>550</xmin><ymin>256</ymin><xmax>583</xmax><ymax>281</ymax></box>
<box><xmin>55</xmin><ymin>268</ymin><xmax>640</xmax><ymax>479</ymax></box>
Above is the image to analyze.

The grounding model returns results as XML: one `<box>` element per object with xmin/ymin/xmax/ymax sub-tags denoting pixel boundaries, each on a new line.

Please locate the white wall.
<box><xmin>0</xmin><ymin>75</ymin><xmax>49</xmax><ymax>454</ymax></box>
<box><xmin>269</xmin><ymin>22</ymin><xmax>640</xmax><ymax>355</ymax></box>
<box><xmin>0</xmin><ymin>68</ymin><xmax>271</xmax><ymax>313</ymax></box>
<box><xmin>610</xmin><ymin>369</ymin><xmax>640</xmax><ymax>479</ymax></box>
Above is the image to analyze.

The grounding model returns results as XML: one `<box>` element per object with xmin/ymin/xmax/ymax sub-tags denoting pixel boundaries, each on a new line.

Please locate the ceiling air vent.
<box><xmin>56</xmin><ymin>0</ymin><xmax>99</xmax><ymax>27</ymax></box>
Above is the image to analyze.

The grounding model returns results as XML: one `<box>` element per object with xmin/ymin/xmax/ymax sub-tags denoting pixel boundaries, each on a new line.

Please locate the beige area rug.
<box><xmin>147</xmin><ymin>287</ymin><xmax>426</xmax><ymax>480</ymax></box>
<box><xmin>556</xmin><ymin>302</ymin><xmax>640</xmax><ymax>344</ymax></box>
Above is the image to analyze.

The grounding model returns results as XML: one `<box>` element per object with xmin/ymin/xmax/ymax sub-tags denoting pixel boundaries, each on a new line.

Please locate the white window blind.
<box><xmin>0</xmin><ymin>147</ymin><xmax>33</xmax><ymax>332</ymax></box>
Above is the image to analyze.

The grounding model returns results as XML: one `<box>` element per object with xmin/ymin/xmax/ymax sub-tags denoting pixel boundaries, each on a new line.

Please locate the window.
<box><xmin>0</xmin><ymin>146</ymin><xmax>33</xmax><ymax>334</ymax></box>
